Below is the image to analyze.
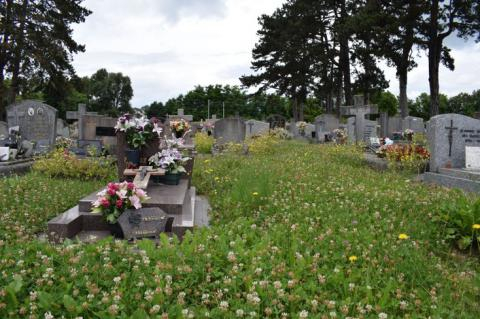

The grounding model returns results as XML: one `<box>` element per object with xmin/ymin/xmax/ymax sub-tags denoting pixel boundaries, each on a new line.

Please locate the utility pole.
<box><xmin>222</xmin><ymin>101</ymin><xmax>225</xmax><ymax>118</ymax></box>
<box><xmin>207</xmin><ymin>100</ymin><xmax>210</xmax><ymax>119</ymax></box>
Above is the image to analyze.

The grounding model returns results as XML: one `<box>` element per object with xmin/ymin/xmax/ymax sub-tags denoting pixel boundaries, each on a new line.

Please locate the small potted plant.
<box><xmin>403</xmin><ymin>128</ymin><xmax>414</xmax><ymax>141</ymax></box>
<box><xmin>115</xmin><ymin>114</ymin><xmax>163</xmax><ymax>166</ymax></box>
<box><xmin>170</xmin><ymin>119</ymin><xmax>191</xmax><ymax>138</ymax></box>
<box><xmin>92</xmin><ymin>181</ymin><xmax>150</xmax><ymax>237</ymax></box>
<box><xmin>148</xmin><ymin>148</ymin><xmax>190</xmax><ymax>185</ymax></box>
<box><xmin>296</xmin><ymin>121</ymin><xmax>307</xmax><ymax>136</ymax></box>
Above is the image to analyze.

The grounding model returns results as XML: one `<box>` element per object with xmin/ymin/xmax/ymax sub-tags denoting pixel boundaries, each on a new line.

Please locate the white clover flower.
<box><xmin>299</xmin><ymin>310</ymin><xmax>308</xmax><ymax>318</ymax></box>
<box><xmin>113</xmin><ymin>276</ymin><xmax>121</xmax><ymax>284</ymax></box>
<box><xmin>379</xmin><ymin>313</ymin><xmax>388</xmax><ymax>319</ymax></box>
<box><xmin>236</xmin><ymin>309</ymin><xmax>244</xmax><ymax>317</ymax></box>
<box><xmin>219</xmin><ymin>301</ymin><xmax>229</xmax><ymax>310</ymax></box>
<box><xmin>44</xmin><ymin>312</ymin><xmax>54</xmax><ymax>319</ymax></box>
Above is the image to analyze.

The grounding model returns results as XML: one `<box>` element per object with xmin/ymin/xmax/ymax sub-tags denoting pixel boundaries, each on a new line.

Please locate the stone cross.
<box><xmin>341</xmin><ymin>102</ymin><xmax>379</xmax><ymax>143</ymax></box>
<box><xmin>445</xmin><ymin>120</ymin><xmax>458</xmax><ymax>157</ymax></box>
<box><xmin>66</xmin><ymin>104</ymin><xmax>98</xmax><ymax>140</ymax></box>
<box><xmin>123</xmin><ymin>166</ymin><xmax>165</xmax><ymax>189</ymax></box>
<box><xmin>248</xmin><ymin>121</ymin><xmax>254</xmax><ymax>133</ymax></box>
<box><xmin>168</xmin><ymin>109</ymin><xmax>193</xmax><ymax>122</ymax></box>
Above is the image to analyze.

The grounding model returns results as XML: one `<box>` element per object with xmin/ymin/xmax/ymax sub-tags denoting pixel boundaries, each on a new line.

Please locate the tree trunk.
<box><xmin>398</xmin><ymin>67</ymin><xmax>409</xmax><ymax>118</ymax></box>
<box><xmin>427</xmin><ymin>0</ymin><xmax>440</xmax><ymax>117</ymax></box>
<box><xmin>339</xmin><ymin>0</ymin><xmax>352</xmax><ymax>106</ymax></box>
<box><xmin>9</xmin><ymin>0</ymin><xmax>29</xmax><ymax>104</ymax></box>
<box><xmin>0</xmin><ymin>0</ymin><xmax>14</xmax><ymax>119</ymax></box>
<box><xmin>292</xmin><ymin>97</ymin><xmax>299</xmax><ymax>122</ymax></box>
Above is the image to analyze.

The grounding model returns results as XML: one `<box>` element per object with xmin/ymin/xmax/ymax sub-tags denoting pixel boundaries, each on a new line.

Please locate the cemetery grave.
<box><xmin>47</xmin><ymin>113</ymin><xmax>209</xmax><ymax>243</ymax></box>
<box><xmin>1</xmin><ymin>139</ymin><xmax>480</xmax><ymax>318</ymax></box>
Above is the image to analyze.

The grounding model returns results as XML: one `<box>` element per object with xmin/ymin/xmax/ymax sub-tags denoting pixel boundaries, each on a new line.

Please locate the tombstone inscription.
<box><xmin>118</xmin><ymin>207</ymin><xmax>171</xmax><ymax>240</ymax></box>
<box><xmin>427</xmin><ymin>114</ymin><xmax>480</xmax><ymax>172</ymax></box>
<box><xmin>466</xmin><ymin>147</ymin><xmax>480</xmax><ymax>170</ymax></box>
<box><xmin>6</xmin><ymin>100</ymin><xmax>57</xmax><ymax>151</ymax></box>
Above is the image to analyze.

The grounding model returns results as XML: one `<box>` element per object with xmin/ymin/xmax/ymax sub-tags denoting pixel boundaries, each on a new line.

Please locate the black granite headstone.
<box><xmin>96</xmin><ymin>126</ymin><xmax>116</xmax><ymax>137</ymax></box>
<box><xmin>117</xmin><ymin>207</ymin><xmax>170</xmax><ymax>240</ymax></box>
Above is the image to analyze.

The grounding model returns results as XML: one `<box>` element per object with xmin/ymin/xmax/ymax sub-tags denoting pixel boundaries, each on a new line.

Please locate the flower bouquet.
<box><xmin>92</xmin><ymin>182</ymin><xmax>150</xmax><ymax>230</ymax></box>
<box><xmin>332</xmin><ymin>128</ymin><xmax>348</xmax><ymax>144</ymax></box>
<box><xmin>296</xmin><ymin>121</ymin><xmax>307</xmax><ymax>136</ymax></box>
<box><xmin>148</xmin><ymin>148</ymin><xmax>190</xmax><ymax>185</ymax></box>
<box><xmin>403</xmin><ymin>128</ymin><xmax>414</xmax><ymax>141</ymax></box>
<box><xmin>170</xmin><ymin>119</ymin><xmax>191</xmax><ymax>138</ymax></box>
<box><xmin>115</xmin><ymin>114</ymin><xmax>163</xmax><ymax>166</ymax></box>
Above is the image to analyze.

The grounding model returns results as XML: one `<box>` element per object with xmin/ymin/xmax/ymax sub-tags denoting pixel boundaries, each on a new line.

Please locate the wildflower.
<box><xmin>473</xmin><ymin>224</ymin><xmax>480</xmax><ymax>230</ymax></box>
<box><xmin>219</xmin><ymin>301</ymin><xmax>229</xmax><ymax>311</ymax></box>
<box><xmin>236</xmin><ymin>309</ymin><xmax>245</xmax><ymax>317</ymax></box>
<box><xmin>398</xmin><ymin>233</ymin><xmax>409</xmax><ymax>240</ymax></box>
<box><xmin>252</xmin><ymin>192</ymin><xmax>259</xmax><ymax>196</ymax></box>
<box><xmin>378</xmin><ymin>313</ymin><xmax>388</xmax><ymax>319</ymax></box>
<box><xmin>299</xmin><ymin>310</ymin><xmax>308</xmax><ymax>318</ymax></box>
<box><xmin>44</xmin><ymin>312</ymin><xmax>54</xmax><ymax>319</ymax></box>
<box><xmin>348</xmin><ymin>255</ymin><xmax>358</xmax><ymax>262</ymax></box>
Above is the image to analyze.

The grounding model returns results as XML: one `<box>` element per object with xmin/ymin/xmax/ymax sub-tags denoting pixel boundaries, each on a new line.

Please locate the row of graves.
<box><xmin>47</xmin><ymin>113</ymin><xmax>210</xmax><ymax>243</ymax></box>
<box><xmin>308</xmin><ymin>95</ymin><xmax>480</xmax><ymax>193</ymax></box>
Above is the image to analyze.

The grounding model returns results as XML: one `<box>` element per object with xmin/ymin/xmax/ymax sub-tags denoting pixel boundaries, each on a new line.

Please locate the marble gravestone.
<box><xmin>214</xmin><ymin>117</ymin><xmax>246</xmax><ymax>144</ymax></box>
<box><xmin>363</xmin><ymin>119</ymin><xmax>378</xmax><ymax>142</ymax></box>
<box><xmin>427</xmin><ymin>114</ymin><xmax>480</xmax><ymax>172</ymax></box>
<box><xmin>402</xmin><ymin>116</ymin><xmax>425</xmax><ymax>133</ymax></box>
<box><xmin>118</xmin><ymin>207</ymin><xmax>170</xmax><ymax>240</ymax></box>
<box><xmin>245</xmin><ymin>119</ymin><xmax>269</xmax><ymax>138</ymax></box>
<box><xmin>314</xmin><ymin>114</ymin><xmax>339</xmax><ymax>142</ymax></box>
<box><xmin>6</xmin><ymin>100</ymin><xmax>57</xmax><ymax>151</ymax></box>
<box><xmin>266</xmin><ymin>114</ymin><xmax>287</xmax><ymax>129</ymax></box>
<box><xmin>0</xmin><ymin>121</ymin><xmax>7</xmax><ymax>139</ymax></box>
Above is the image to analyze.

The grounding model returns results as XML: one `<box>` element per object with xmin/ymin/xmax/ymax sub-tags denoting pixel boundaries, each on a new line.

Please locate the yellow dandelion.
<box><xmin>252</xmin><ymin>192</ymin><xmax>259</xmax><ymax>196</ymax></box>
<box><xmin>473</xmin><ymin>224</ymin><xmax>480</xmax><ymax>230</ymax></box>
<box><xmin>348</xmin><ymin>255</ymin><xmax>358</xmax><ymax>263</ymax></box>
<box><xmin>398</xmin><ymin>233</ymin><xmax>409</xmax><ymax>240</ymax></box>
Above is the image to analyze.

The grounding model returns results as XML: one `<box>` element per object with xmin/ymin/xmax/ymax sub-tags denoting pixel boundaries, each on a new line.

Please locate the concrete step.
<box><xmin>438</xmin><ymin>168</ymin><xmax>480</xmax><ymax>181</ymax></box>
<box><xmin>78</xmin><ymin>179</ymin><xmax>189</xmax><ymax>215</ymax></box>
<box><xmin>422</xmin><ymin>172</ymin><xmax>480</xmax><ymax>193</ymax></box>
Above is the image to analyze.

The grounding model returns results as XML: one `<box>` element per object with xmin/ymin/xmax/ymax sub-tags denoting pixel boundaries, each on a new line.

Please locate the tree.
<box><xmin>373</xmin><ymin>91</ymin><xmax>398</xmax><ymax>116</ymax></box>
<box><xmin>418</xmin><ymin>1</ymin><xmax>480</xmax><ymax>117</ymax></box>
<box><xmin>355</xmin><ymin>0</ymin><xmax>424</xmax><ymax>118</ymax></box>
<box><xmin>409</xmin><ymin>92</ymin><xmax>448</xmax><ymax>119</ymax></box>
<box><xmin>0</xmin><ymin>0</ymin><xmax>91</xmax><ymax>119</ymax></box>
<box><xmin>87</xmin><ymin>68</ymin><xmax>133</xmax><ymax>116</ymax></box>
<box><xmin>241</xmin><ymin>0</ymin><xmax>317</xmax><ymax>121</ymax></box>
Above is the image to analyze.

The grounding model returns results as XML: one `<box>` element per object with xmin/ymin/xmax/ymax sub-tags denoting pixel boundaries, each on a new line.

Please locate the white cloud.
<box><xmin>72</xmin><ymin>0</ymin><xmax>480</xmax><ymax>108</ymax></box>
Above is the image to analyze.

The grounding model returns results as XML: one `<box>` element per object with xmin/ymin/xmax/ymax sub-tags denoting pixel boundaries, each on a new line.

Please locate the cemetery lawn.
<box><xmin>1</xmin><ymin>141</ymin><xmax>479</xmax><ymax>318</ymax></box>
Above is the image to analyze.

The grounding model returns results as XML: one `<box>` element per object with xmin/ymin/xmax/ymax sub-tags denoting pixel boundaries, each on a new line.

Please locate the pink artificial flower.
<box><xmin>117</xmin><ymin>188</ymin><xmax>128</xmax><ymax>199</ymax></box>
<box><xmin>135</xmin><ymin>188</ymin><xmax>146</xmax><ymax>198</ymax></box>
<box><xmin>101</xmin><ymin>198</ymin><xmax>110</xmax><ymax>208</ymax></box>
<box><xmin>127</xmin><ymin>182</ymin><xmax>135</xmax><ymax>190</ymax></box>
<box><xmin>108</xmin><ymin>182</ymin><xmax>119</xmax><ymax>191</ymax></box>
<box><xmin>107</xmin><ymin>188</ymin><xmax>116</xmax><ymax>196</ymax></box>
<box><xmin>116</xmin><ymin>199</ymin><xmax>123</xmax><ymax>208</ymax></box>
<box><xmin>129</xmin><ymin>195</ymin><xmax>142</xmax><ymax>209</ymax></box>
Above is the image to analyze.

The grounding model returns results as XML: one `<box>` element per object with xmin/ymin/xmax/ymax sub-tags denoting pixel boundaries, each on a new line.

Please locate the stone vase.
<box><xmin>125</xmin><ymin>149</ymin><xmax>141</xmax><ymax>167</ymax></box>
<box><xmin>155</xmin><ymin>172</ymin><xmax>182</xmax><ymax>185</ymax></box>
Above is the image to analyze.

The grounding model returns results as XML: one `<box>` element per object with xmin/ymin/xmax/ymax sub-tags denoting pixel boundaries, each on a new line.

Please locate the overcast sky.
<box><xmin>72</xmin><ymin>0</ymin><xmax>480</xmax><ymax>108</ymax></box>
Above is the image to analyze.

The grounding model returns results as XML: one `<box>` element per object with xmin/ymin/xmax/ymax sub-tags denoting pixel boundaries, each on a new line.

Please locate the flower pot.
<box><xmin>108</xmin><ymin>222</ymin><xmax>124</xmax><ymax>238</ymax></box>
<box><xmin>126</xmin><ymin>149</ymin><xmax>141</xmax><ymax>166</ymax></box>
<box><xmin>154</xmin><ymin>172</ymin><xmax>182</xmax><ymax>185</ymax></box>
<box><xmin>174</xmin><ymin>130</ymin><xmax>184</xmax><ymax>139</ymax></box>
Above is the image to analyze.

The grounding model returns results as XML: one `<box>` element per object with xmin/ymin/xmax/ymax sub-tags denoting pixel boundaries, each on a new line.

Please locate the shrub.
<box><xmin>246</xmin><ymin>133</ymin><xmax>280</xmax><ymax>155</ymax></box>
<box><xmin>385</xmin><ymin>144</ymin><xmax>430</xmax><ymax>173</ymax></box>
<box><xmin>33</xmin><ymin>148</ymin><xmax>116</xmax><ymax>180</ymax></box>
<box><xmin>437</xmin><ymin>196</ymin><xmax>480</xmax><ymax>251</ymax></box>
<box><xmin>194</xmin><ymin>132</ymin><xmax>215</xmax><ymax>154</ymax></box>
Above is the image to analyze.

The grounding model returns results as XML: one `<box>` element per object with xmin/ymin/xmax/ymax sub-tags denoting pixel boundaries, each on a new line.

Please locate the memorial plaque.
<box><xmin>465</xmin><ymin>146</ymin><xmax>480</xmax><ymax>170</ymax></box>
<box><xmin>96</xmin><ymin>126</ymin><xmax>116</xmax><ymax>137</ymax></box>
<box><xmin>117</xmin><ymin>207</ymin><xmax>170</xmax><ymax>240</ymax></box>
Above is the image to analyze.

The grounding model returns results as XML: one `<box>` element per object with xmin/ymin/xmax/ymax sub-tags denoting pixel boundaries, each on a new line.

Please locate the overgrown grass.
<box><xmin>0</xmin><ymin>141</ymin><xmax>479</xmax><ymax>318</ymax></box>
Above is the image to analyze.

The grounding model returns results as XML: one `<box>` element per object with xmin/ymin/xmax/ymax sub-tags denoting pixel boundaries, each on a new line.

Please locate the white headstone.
<box><xmin>0</xmin><ymin>147</ymin><xmax>9</xmax><ymax>161</ymax></box>
<box><xmin>465</xmin><ymin>146</ymin><xmax>480</xmax><ymax>170</ymax></box>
